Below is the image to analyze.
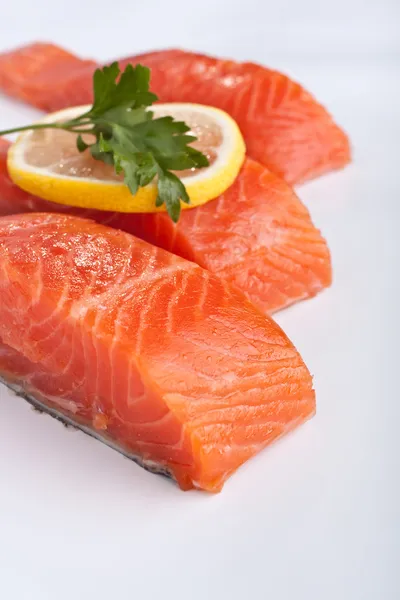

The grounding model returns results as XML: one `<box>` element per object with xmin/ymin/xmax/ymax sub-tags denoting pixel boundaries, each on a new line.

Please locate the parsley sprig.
<box><xmin>0</xmin><ymin>62</ymin><xmax>209</xmax><ymax>222</ymax></box>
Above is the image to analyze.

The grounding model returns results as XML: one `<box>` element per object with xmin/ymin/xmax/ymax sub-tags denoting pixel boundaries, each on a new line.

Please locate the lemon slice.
<box><xmin>7</xmin><ymin>103</ymin><xmax>246</xmax><ymax>213</ymax></box>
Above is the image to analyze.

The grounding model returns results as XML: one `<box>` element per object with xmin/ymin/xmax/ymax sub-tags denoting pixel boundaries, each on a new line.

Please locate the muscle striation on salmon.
<box><xmin>0</xmin><ymin>213</ymin><xmax>316</xmax><ymax>492</ymax></box>
<box><xmin>0</xmin><ymin>140</ymin><xmax>332</xmax><ymax>313</ymax></box>
<box><xmin>0</xmin><ymin>43</ymin><xmax>350</xmax><ymax>184</ymax></box>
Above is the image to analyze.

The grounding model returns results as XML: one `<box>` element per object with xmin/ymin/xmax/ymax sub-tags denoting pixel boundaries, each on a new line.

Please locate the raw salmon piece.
<box><xmin>0</xmin><ymin>43</ymin><xmax>96</xmax><ymax>109</ymax></box>
<box><xmin>0</xmin><ymin>140</ymin><xmax>331</xmax><ymax>313</ymax></box>
<box><xmin>120</xmin><ymin>50</ymin><xmax>351</xmax><ymax>184</ymax></box>
<box><xmin>0</xmin><ymin>43</ymin><xmax>350</xmax><ymax>184</ymax></box>
<box><xmin>113</xmin><ymin>158</ymin><xmax>332</xmax><ymax>313</ymax></box>
<box><xmin>0</xmin><ymin>213</ymin><xmax>315</xmax><ymax>492</ymax></box>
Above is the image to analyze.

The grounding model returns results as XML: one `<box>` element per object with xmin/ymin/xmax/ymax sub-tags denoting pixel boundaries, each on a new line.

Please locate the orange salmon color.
<box><xmin>0</xmin><ymin>140</ymin><xmax>332</xmax><ymax>314</ymax></box>
<box><xmin>0</xmin><ymin>213</ymin><xmax>316</xmax><ymax>492</ymax></box>
<box><xmin>0</xmin><ymin>43</ymin><xmax>351</xmax><ymax>184</ymax></box>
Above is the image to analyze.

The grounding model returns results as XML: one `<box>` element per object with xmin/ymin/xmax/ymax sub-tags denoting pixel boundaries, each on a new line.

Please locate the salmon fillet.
<box><xmin>113</xmin><ymin>158</ymin><xmax>332</xmax><ymax>313</ymax></box>
<box><xmin>0</xmin><ymin>43</ymin><xmax>96</xmax><ymax>109</ymax></box>
<box><xmin>0</xmin><ymin>213</ymin><xmax>315</xmax><ymax>492</ymax></box>
<box><xmin>0</xmin><ymin>140</ymin><xmax>331</xmax><ymax>313</ymax></box>
<box><xmin>0</xmin><ymin>43</ymin><xmax>350</xmax><ymax>184</ymax></box>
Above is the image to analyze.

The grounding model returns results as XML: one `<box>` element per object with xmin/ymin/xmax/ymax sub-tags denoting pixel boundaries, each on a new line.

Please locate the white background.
<box><xmin>0</xmin><ymin>1</ymin><xmax>399</xmax><ymax>598</ymax></box>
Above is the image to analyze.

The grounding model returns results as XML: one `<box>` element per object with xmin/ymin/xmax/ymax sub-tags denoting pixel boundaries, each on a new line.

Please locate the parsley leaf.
<box><xmin>79</xmin><ymin>63</ymin><xmax>210</xmax><ymax>221</ymax></box>
<box><xmin>89</xmin><ymin>62</ymin><xmax>157</xmax><ymax>116</ymax></box>
<box><xmin>157</xmin><ymin>171</ymin><xmax>190</xmax><ymax>222</ymax></box>
<box><xmin>0</xmin><ymin>62</ymin><xmax>209</xmax><ymax>222</ymax></box>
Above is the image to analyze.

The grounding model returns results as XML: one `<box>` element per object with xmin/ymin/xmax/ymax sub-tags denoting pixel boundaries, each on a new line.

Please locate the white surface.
<box><xmin>0</xmin><ymin>2</ymin><xmax>399</xmax><ymax>599</ymax></box>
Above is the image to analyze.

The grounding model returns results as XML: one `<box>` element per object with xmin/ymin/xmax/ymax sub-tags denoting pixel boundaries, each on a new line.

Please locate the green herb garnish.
<box><xmin>0</xmin><ymin>62</ymin><xmax>209</xmax><ymax>222</ymax></box>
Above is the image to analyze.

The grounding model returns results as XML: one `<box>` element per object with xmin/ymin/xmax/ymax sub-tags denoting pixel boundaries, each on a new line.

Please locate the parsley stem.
<box><xmin>64</xmin><ymin>117</ymin><xmax>92</xmax><ymax>127</ymax></box>
<box><xmin>0</xmin><ymin>121</ymin><xmax>95</xmax><ymax>138</ymax></box>
<box><xmin>66</xmin><ymin>128</ymin><xmax>95</xmax><ymax>134</ymax></box>
<box><xmin>0</xmin><ymin>122</ymin><xmax>66</xmax><ymax>136</ymax></box>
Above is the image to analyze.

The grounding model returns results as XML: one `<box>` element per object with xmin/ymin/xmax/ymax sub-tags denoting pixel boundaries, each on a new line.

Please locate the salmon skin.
<box><xmin>0</xmin><ymin>140</ymin><xmax>332</xmax><ymax>313</ymax></box>
<box><xmin>1</xmin><ymin>376</ymin><xmax>173</xmax><ymax>481</ymax></box>
<box><xmin>0</xmin><ymin>43</ymin><xmax>350</xmax><ymax>184</ymax></box>
<box><xmin>0</xmin><ymin>213</ymin><xmax>315</xmax><ymax>492</ymax></box>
